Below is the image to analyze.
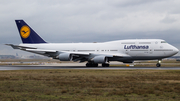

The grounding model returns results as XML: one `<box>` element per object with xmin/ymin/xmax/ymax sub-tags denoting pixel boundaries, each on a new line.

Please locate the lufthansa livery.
<box><xmin>6</xmin><ymin>20</ymin><xmax>179</xmax><ymax>67</ymax></box>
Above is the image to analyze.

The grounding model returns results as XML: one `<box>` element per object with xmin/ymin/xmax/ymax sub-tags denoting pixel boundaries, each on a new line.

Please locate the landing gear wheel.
<box><xmin>93</xmin><ymin>63</ymin><xmax>98</xmax><ymax>67</ymax></box>
<box><xmin>86</xmin><ymin>63</ymin><xmax>90</xmax><ymax>67</ymax></box>
<box><xmin>156</xmin><ymin>63</ymin><xmax>161</xmax><ymax>67</ymax></box>
<box><xmin>86</xmin><ymin>63</ymin><xmax>98</xmax><ymax>67</ymax></box>
<box><xmin>156</xmin><ymin>60</ymin><xmax>162</xmax><ymax>67</ymax></box>
<box><xmin>102</xmin><ymin>63</ymin><xmax>109</xmax><ymax>67</ymax></box>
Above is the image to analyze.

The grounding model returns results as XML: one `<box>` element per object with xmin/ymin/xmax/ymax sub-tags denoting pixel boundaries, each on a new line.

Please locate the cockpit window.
<box><xmin>161</xmin><ymin>41</ymin><xmax>167</xmax><ymax>43</ymax></box>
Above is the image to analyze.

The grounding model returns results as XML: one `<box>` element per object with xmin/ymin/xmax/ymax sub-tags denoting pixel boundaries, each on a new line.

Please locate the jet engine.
<box><xmin>58</xmin><ymin>53</ymin><xmax>72</xmax><ymax>61</ymax></box>
<box><xmin>92</xmin><ymin>56</ymin><xmax>107</xmax><ymax>63</ymax></box>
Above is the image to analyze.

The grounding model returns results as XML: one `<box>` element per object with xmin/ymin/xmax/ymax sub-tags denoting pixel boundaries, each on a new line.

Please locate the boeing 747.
<box><xmin>6</xmin><ymin>20</ymin><xmax>179</xmax><ymax>67</ymax></box>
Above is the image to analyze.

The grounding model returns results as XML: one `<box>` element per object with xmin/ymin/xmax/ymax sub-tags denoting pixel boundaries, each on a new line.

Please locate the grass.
<box><xmin>0</xmin><ymin>69</ymin><xmax>180</xmax><ymax>101</ymax></box>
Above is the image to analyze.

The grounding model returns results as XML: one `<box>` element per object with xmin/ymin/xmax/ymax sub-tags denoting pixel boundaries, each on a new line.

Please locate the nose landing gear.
<box><xmin>156</xmin><ymin>60</ymin><xmax>162</xmax><ymax>67</ymax></box>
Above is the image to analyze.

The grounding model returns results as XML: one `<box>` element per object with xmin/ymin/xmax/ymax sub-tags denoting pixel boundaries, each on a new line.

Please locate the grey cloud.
<box><xmin>109</xmin><ymin>0</ymin><xmax>164</xmax><ymax>7</ymax></box>
<box><xmin>161</xmin><ymin>15</ymin><xmax>177</xmax><ymax>24</ymax></box>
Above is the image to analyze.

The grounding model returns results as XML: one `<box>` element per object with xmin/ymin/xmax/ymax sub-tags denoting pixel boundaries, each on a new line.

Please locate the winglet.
<box><xmin>15</xmin><ymin>20</ymin><xmax>46</xmax><ymax>44</ymax></box>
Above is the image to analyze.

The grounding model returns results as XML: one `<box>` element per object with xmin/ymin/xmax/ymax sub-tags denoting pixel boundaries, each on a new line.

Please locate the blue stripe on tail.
<box><xmin>15</xmin><ymin>20</ymin><xmax>46</xmax><ymax>43</ymax></box>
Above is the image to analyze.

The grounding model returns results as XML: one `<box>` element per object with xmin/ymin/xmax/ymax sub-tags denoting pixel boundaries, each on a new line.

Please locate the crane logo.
<box><xmin>20</xmin><ymin>25</ymin><xmax>30</xmax><ymax>38</ymax></box>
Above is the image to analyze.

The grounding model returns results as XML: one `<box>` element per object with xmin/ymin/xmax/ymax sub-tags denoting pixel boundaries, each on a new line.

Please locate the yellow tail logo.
<box><xmin>20</xmin><ymin>25</ymin><xmax>30</xmax><ymax>38</ymax></box>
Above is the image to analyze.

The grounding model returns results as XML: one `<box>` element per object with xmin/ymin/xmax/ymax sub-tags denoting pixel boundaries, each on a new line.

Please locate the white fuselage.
<box><xmin>19</xmin><ymin>39</ymin><xmax>179</xmax><ymax>62</ymax></box>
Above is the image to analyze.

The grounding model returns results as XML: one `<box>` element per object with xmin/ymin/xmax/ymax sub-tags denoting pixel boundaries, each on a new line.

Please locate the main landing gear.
<box><xmin>86</xmin><ymin>62</ymin><xmax>109</xmax><ymax>67</ymax></box>
<box><xmin>102</xmin><ymin>63</ymin><xmax>109</xmax><ymax>67</ymax></box>
<box><xmin>86</xmin><ymin>62</ymin><xmax>98</xmax><ymax>67</ymax></box>
<box><xmin>156</xmin><ymin>60</ymin><xmax>161</xmax><ymax>67</ymax></box>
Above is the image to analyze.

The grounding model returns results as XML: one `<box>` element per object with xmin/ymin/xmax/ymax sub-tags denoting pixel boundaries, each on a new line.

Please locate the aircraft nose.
<box><xmin>173</xmin><ymin>47</ymin><xmax>179</xmax><ymax>54</ymax></box>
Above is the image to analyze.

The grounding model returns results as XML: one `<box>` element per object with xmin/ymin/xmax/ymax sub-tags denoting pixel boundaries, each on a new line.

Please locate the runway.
<box><xmin>0</xmin><ymin>65</ymin><xmax>180</xmax><ymax>70</ymax></box>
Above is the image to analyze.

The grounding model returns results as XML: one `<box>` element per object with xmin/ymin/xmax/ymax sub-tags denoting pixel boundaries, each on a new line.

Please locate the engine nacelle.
<box><xmin>92</xmin><ymin>56</ymin><xmax>107</xmax><ymax>63</ymax></box>
<box><xmin>58</xmin><ymin>53</ymin><xmax>72</xmax><ymax>61</ymax></box>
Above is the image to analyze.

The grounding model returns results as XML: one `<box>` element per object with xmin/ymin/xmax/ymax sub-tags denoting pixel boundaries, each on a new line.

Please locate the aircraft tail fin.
<box><xmin>15</xmin><ymin>20</ymin><xmax>46</xmax><ymax>44</ymax></box>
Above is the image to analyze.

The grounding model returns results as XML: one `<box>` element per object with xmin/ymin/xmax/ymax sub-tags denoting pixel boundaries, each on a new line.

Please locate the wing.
<box><xmin>6</xmin><ymin>44</ymin><xmax>131</xmax><ymax>62</ymax></box>
<box><xmin>5</xmin><ymin>44</ymin><xmax>90</xmax><ymax>59</ymax></box>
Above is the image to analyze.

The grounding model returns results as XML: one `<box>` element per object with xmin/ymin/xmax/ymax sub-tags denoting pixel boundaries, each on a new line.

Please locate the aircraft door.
<box><xmin>125</xmin><ymin>49</ymin><xmax>129</xmax><ymax>54</ymax></box>
<box><xmin>149</xmin><ymin>46</ymin><xmax>153</xmax><ymax>55</ymax></box>
<box><xmin>96</xmin><ymin>47</ymin><xmax>100</xmax><ymax>53</ymax></box>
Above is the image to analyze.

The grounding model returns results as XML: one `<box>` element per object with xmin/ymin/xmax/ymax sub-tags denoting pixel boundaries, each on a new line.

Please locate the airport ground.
<box><xmin>0</xmin><ymin>69</ymin><xmax>180</xmax><ymax>101</ymax></box>
<box><xmin>0</xmin><ymin>59</ymin><xmax>180</xmax><ymax>67</ymax></box>
<box><xmin>0</xmin><ymin>59</ymin><xmax>180</xmax><ymax>100</ymax></box>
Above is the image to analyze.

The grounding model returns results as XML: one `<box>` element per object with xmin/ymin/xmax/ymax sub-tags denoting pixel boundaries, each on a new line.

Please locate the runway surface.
<box><xmin>0</xmin><ymin>65</ymin><xmax>180</xmax><ymax>70</ymax></box>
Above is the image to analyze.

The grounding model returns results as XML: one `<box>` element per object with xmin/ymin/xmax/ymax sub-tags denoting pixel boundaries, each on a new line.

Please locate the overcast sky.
<box><xmin>0</xmin><ymin>0</ymin><xmax>180</xmax><ymax>55</ymax></box>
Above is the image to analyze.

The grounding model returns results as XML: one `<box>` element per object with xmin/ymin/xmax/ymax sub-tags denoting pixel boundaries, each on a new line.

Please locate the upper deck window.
<box><xmin>161</xmin><ymin>41</ymin><xmax>167</xmax><ymax>43</ymax></box>
<box><xmin>121</xmin><ymin>42</ymin><xmax>135</xmax><ymax>44</ymax></box>
<box><xmin>139</xmin><ymin>42</ymin><xmax>151</xmax><ymax>44</ymax></box>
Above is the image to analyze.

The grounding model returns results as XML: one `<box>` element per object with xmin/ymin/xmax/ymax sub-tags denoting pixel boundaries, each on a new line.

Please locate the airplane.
<box><xmin>6</xmin><ymin>20</ymin><xmax>179</xmax><ymax>67</ymax></box>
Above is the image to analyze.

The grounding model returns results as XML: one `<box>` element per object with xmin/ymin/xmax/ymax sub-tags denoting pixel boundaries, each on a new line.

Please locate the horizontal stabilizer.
<box><xmin>5</xmin><ymin>44</ymin><xmax>36</xmax><ymax>49</ymax></box>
